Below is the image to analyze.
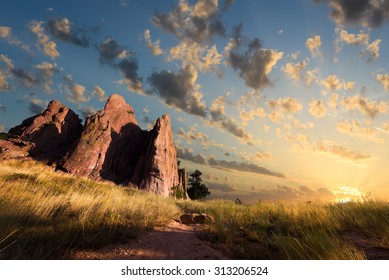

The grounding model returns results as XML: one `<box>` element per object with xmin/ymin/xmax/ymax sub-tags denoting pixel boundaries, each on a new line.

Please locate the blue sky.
<box><xmin>1</xmin><ymin>0</ymin><xmax>389</xmax><ymax>203</ymax></box>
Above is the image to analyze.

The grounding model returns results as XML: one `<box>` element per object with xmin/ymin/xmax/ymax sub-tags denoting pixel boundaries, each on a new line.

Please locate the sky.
<box><xmin>1</xmin><ymin>0</ymin><xmax>389</xmax><ymax>203</ymax></box>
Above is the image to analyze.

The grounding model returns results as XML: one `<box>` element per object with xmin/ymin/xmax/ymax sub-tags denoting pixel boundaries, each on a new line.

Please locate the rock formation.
<box><xmin>59</xmin><ymin>94</ymin><xmax>184</xmax><ymax>197</ymax></box>
<box><xmin>6</xmin><ymin>100</ymin><xmax>83</xmax><ymax>163</ymax></box>
<box><xmin>1</xmin><ymin>94</ymin><xmax>186</xmax><ymax>197</ymax></box>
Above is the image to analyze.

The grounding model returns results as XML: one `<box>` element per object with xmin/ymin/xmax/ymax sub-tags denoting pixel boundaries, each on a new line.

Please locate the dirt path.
<box><xmin>343</xmin><ymin>231</ymin><xmax>389</xmax><ymax>260</ymax></box>
<box><xmin>71</xmin><ymin>221</ymin><xmax>228</xmax><ymax>260</ymax></box>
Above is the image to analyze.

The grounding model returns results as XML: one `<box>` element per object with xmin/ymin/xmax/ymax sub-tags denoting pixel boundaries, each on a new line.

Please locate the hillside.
<box><xmin>1</xmin><ymin>160</ymin><xmax>389</xmax><ymax>259</ymax></box>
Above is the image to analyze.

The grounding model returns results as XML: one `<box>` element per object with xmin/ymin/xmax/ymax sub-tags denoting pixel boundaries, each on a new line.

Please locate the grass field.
<box><xmin>1</xmin><ymin>160</ymin><xmax>388</xmax><ymax>259</ymax></box>
<box><xmin>0</xmin><ymin>160</ymin><xmax>180</xmax><ymax>259</ymax></box>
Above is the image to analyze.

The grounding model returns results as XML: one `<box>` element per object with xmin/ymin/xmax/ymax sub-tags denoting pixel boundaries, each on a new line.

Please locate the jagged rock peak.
<box><xmin>104</xmin><ymin>93</ymin><xmax>133</xmax><ymax>112</ymax></box>
<box><xmin>7</xmin><ymin>100</ymin><xmax>83</xmax><ymax>163</ymax></box>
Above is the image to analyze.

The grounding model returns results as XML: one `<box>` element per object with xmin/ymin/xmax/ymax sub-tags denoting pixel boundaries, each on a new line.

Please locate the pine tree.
<box><xmin>187</xmin><ymin>169</ymin><xmax>210</xmax><ymax>200</ymax></box>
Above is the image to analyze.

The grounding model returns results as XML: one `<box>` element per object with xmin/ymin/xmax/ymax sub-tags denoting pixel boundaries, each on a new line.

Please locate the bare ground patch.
<box><xmin>70</xmin><ymin>220</ymin><xmax>228</xmax><ymax>260</ymax></box>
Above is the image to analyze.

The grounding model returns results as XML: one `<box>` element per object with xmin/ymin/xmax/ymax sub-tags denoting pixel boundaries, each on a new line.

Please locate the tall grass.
<box><xmin>1</xmin><ymin>160</ymin><xmax>388</xmax><ymax>259</ymax></box>
<box><xmin>0</xmin><ymin>160</ymin><xmax>181</xmax><ymax>259</ymax></box>
<box><xmin>179</xmin><ymin>199</ymin><xmax>389</xmax><ymax>259</ymax></box>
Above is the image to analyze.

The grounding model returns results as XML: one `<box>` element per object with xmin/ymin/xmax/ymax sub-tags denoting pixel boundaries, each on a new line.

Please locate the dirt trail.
<box><xmin>71</xmin><ymin>221</ymin><xmax>228</xmax><ymax>260</ymax></box>
<box><xmin>343</xmin><ymin>231</ymin><xmax>389</xmax><ymax>260</ymax></box>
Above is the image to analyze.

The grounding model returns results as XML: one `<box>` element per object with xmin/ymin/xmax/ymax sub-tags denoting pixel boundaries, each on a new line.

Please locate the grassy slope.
<box><xmin>0</xmin><ymin>160</ymin><xmax>180</xmax><ymax>259</ymax></box>
<box><xmin>1</xmin><ymin>160</ymin><xmax>388</xmax><ymax>259</ymax></box>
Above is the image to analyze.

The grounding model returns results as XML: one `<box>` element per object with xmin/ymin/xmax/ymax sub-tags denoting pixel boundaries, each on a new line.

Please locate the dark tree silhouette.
<box><xmin>187</xmin><ymin>169</ymin><xmax>210</xmax><ymax>200</ymax></box>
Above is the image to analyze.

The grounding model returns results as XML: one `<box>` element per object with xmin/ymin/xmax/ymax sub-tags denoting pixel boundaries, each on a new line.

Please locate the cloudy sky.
<box><xmin>1</xmin><ymin>0</ymin><xmax>389</xmax><ymax>203</ymax></box>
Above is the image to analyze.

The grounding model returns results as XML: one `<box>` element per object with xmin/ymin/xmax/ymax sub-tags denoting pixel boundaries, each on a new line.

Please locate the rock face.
<box><xmin>4</xmin><ymin>93</ymin><xmax>185</xmax><ymax>197</ymax></box>
<box><xmin>61</xmin><ymin>94</ymin><xmax>143</xmax><ymax>182</ymax></box>
<box><xmin>60</xmin><ymin>94</ymin><xmax>183</xmax><ymax>196</ymax></box>
<box><xmin>7</xmin><ymin>100</ymin><xmax>83</xmax><ymax>163</ymax></box>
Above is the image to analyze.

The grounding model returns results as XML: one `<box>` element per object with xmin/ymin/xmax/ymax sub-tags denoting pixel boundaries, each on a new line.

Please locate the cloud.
<box><xmin>117</xmin><ymin>58</ymin><xmax>144</xmax><ymax>94</ymax></box>
<box><xmin>225</xmin><ymin>37</ymin><xmax>283</xmax><ymax>90</ymax></box>
<box><xmin>327</xmin><ymin>93</ymin><xmax>339</xmax><ymax>108</ymax></box>
<box><xmin>35</xmin><ymin>62</ymin><xmax>56</xmax><ymax>93</ymax></box>
<box><xmin>208</xmin><ymin>155</ymin><xmax>286</xmax><ymax>178</ymax></box>
<box><xmin>0</xmin><ymin>25</ymin><xmax>31</xmax><ymax>52</ymax></box>
<box><xmin>79</xmin><ymin>106</ymin><xmax>97</xmax><ymax>119</ymax></box>
<box><xmin>177</xmin><ymin>146</ymin><xmax>207</xmax><ymax>164</ymax></box>
<box><xmin>335</xmin><ymin>28</ymin><xmax>369</xmax><ymax>47</ymax></box>
<box><xmin>334</xmin><ymin>28</ymin><xmax>381</xmax><ymax>61</ymax></box>
<box><xmin>0</xmin><ymin>26</ymin><xmax>11</xmax><ymax>39</ymax></box>
<box><xmin>207</xmin><ymin>182</ymin><xmax>235</xmax><ymax>193</ymax></box>
<box><xmin>341</xmin><ymin>95</ymin><xmax>388</xmax><ymax>118</ymax></box>
<box><xmin>376</xmin><ymin>73</ymin><xmax>389</xmax><ymax>91</ymax></box>
<box><xmin>208</xmin><ymin>96</ymin><xmax>255</xmax><ymax>144</ymax></box>
<box><xmin>365</xmin><ymin>39</ymin><xmax>381</xmax><ymax>61</ymax></box>
<box><xmin>309</xmin><ymin>99</ymin><xmax>327</xmax><ymax>118</ymax></box>
<box><xmin>11</xmin><ymin>68</ymin><xmax>40</xmax><ymax>89</ymax></box>
<box><xmin>239</xmin><ymin>150</ymin><xmax>275</xmax><ymax>162</ymax></box>
<box><xmin>151</xmin><ymin>0</ymin><xmax>226</xmax><ymax>74</ymax></box>
<box><xmin>239</xmin><ymin>107</ymin><xmax>265</xmax><ymax>125</ymax></box>
<box><xmin>97</xmin><ymin>38</ymin><xmax>144</xmax><ymax>94</ymax></box>
<box><xmin>313</xmin><ymin>0</ymin><xmax>389</xmax><ymax>28</ymax></box>
<box><xmin>337</xmin><ymin>119</ymin><xmax>384</xmax><ymax>143</ymax></box>
<box><xmin>313</xmin><ymin>141</ymin><xmax>371</xmax><ymax>162</ymax></box>
<box><xmin>0</xmin><ymin>104</ymin><xmax>6</xmax><ymax>112</ymax></box>
<box><xmin>254</xmin><ymin>185</ymin><xmax>336</xmax><ymax>202</ymax></box>
<box><xmin>47</xmin><ymin>18</ymin><xmax>89</xmax><ymax>47</ymax></box>
<box><xmin>144</xmin><ymin>29</ymin><xmax>163</xmax><ymax>55</ymax></box>
<box><xmin>383</xmin><ymin>122</ymin><xmax>389</xmax><ymax>132</ymax></box>
<box><xmin>27</xmin><ymin>95</ymin><xmax>45</xmax><ymax>114</ymax></box>
<box><xmin>148</xmin><ymin>65</ymin><xmax>207</xmax><ymax>117</ymax></box>
<box><xmin>167</xmin><ymin>39</ymin><xmax>222</xmax><ymax>73</ymax></box>
<box><xmin>0</xmin><ymin>54</ymin><xmax>14</xmax><ymax>91</ymax></box>
<box><xmin>152</xmin><ymin>0</ymin><xmax>225</xmax><ymax>43</ymax></box>
<box><xmin>98</xmin><ymin>37</ymin><xmax>130</xmax><ymax>65</ymax></box>
<box><xmin>321</xmin><ymin>74</ymin><xmax>355</xmax><ymax>91</ymax></box>
<box><xmin>29</xmin><ymin>20</ymin><xmax>60</xmax><ymax>59</ymax></box>
<box><xmin>282</xmin><ymin>60</ymin><xmax>307</xmax><ymax>81</ymax></box>
<box><xmin>91</xmin><ymin>85</ymin><xmax>107</xmax><ymax>101</ymax></box>
<box><xmin>305</xmin><ymin>35</ymin><xmax>321</xmax><ymax>57</ymax></box>
<box><xmin>177</xmin><ymin>126</ymin><xmax>208</xmax><ymax>145</ymax></box>
<box><xmin>266</xmin><ymin>97</ymin><xmax>303</xmax><ymax>122</ymax></box>
<box><xmin>64</xmin><ymin>75</ymin><xmax>90</xmax><ymax>103</ymax></box>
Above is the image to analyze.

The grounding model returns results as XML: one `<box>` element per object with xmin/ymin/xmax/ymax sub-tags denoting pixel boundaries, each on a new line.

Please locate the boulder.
<box><xmin>180</xmin><ymin>213</ymin><xmax>215</xmax><ymax>224</ymax></box>
<box><xmin>0</xmin><ymin>139</ymin><xmax>29</xmax><ymax>160</ymax></box>
<box><xmin>7</xmin><ymin>100</ymin><xmax>83</xmax><ymax>163</ymax></box>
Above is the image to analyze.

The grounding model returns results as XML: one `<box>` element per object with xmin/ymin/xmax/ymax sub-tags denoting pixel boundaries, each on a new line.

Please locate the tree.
<box><xmin>187</xmin><ymin>169</ymin><xmax>210</xmax><ymax>200</ymax></box>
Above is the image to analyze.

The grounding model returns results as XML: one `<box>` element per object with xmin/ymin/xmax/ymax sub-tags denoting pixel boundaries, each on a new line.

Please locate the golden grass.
<box><xmin>178</xmin><ymin>199</ymin><xmax>389</xmax><ymax>259</ymax></box>
<box><xmin>0</xmin><ymin>160</ymin><xmax>181</xmax><ymax>259</ymax></box>
<box><xmin>1</xmin><ymin>160</ymin><xmax>388</xmax><ymax>259</ymax></box>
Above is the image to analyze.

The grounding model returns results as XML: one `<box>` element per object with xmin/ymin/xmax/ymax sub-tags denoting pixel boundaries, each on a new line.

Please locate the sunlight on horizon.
<box><xmin>332</xmin><ymin>185</ymin><xmax>366</xmax><ymax>203</ymax></box>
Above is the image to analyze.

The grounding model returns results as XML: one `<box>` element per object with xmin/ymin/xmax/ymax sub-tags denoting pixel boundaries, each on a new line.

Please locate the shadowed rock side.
<box><xmin>7</xmin><ymin>100</ymin><xmax>83</xmax><ymax>163</ymax></box>
<box><xmin>60</xmin><ymin>94</ymin><xmax>182</xmax><ymax>197</ymax></box>
<box><xmin>132</xmin><ymin>114</ymin><xmax>179</xmax><ymax>196</ymax></box>
<box><xmin>61</xmin><ymin>94</ymin><xmax>142</xmax><ymax>181</ymax></box>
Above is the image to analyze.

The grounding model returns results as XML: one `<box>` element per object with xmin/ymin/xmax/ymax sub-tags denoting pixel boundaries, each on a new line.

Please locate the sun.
<box><xmin>332</xmin><ymin>185</ymin><xmax>366</xmax><ymax>203</ymax></box>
